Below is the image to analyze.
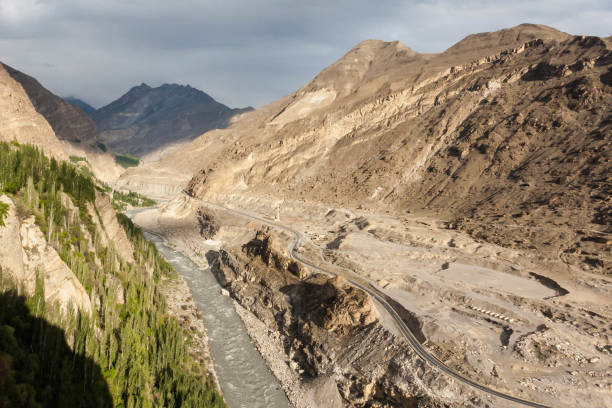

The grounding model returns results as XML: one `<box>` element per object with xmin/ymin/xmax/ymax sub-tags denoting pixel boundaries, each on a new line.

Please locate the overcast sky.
<box><xmin>0</xmin><ymin>1</ymin><xmax>610</xmax><ymax>108</ymax></box>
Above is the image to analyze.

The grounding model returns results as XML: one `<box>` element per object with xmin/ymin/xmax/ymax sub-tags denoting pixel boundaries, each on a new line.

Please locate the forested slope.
<box><xmin>0</xmin><ymin>142</ymin><xmax>225</xmax><ymax>408</ymax></box>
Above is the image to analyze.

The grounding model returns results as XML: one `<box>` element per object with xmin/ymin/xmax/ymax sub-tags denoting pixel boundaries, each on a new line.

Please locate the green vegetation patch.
<box><xmin>114</xmin><ymin>153</ymin><xmax>140</xmax><ymax>168</ymax></box>
<box><xmin>96</xmin><ymin>141</ymin><xmax>107</xmax><ymax>152</ymax></box>
<box><xmin>0</xmin><ymin>142</ymin><xmax>96</xmax><ymax>204</ymax></box>
<box><xmin>0</xmin><ymin>272</ymin><xmax>113</xmax><ymax>407</ymax></box>
<box><xmin>0</xmin><ymin>201</ymin><xmax>8</xmax><ymax>226</ymax></box>
<box><xmin>69</xmin><ymin>155</ymin><xmax>88</xmax><ymax>163</ymax></box>
<box><xmin>112</xmin><ymin>189</ymin><xmax>156</xmax><ymax>211</ymax></box>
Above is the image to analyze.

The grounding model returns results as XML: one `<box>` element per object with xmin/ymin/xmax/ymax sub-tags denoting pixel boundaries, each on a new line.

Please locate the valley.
<box><xmin>141</xmin><ymin>229</ymin><xmax>291</xmax><ymax>408</ymax></box>
<box><xmin>0</xmin><ymin>17</ymin><xmax>610</xmax><ymax>408</ymax></box>
<box><xmin>129</xmin><ymin>191</ymin><xmax>611</xmax><ymax>407</ymax></box>
<box><xmin>115</xmin><ymin>27</ymin><xmax>610</xmax><ymax>406</ymax></box>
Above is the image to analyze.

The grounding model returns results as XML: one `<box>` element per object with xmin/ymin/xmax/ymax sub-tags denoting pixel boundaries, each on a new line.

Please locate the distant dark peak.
<box><xmin>124</xmin><ymin>83</ymin><xmax>151</xmax><ymax>95</ymax></box>
<box><xmin>160</xmin><ymin>83</ymin><xmax>186</xmax><ymax>87</ymax></box>
<box><xmin>156</xmin><ymin>83</ymin><xmax>216</xmax><ymax>101</ymax></box>
<box><xmin>121</xmin><ymin>83</ymin><xmax>152</xmax><ymax>99</ymax></box>
<box><xmin>95</xmin><ymin>80</ymin><xmax>244</xmax><ymax>155</ymax></box>
<box><xmin>159</xmin><ymin>83</ymin><xmax>199</xmax><ymax>93</ymax></box>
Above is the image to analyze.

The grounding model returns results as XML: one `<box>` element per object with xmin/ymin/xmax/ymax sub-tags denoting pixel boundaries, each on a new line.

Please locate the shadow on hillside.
<box><xmin>0</xmin><ymin>290</ymin><xmax>112</xmax><ymax>408</ymax></box>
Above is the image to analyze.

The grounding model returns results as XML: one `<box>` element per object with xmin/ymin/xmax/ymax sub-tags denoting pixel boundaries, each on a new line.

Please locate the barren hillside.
<box><xmin>2</xmin><ymin>63</ymin><xmax>101</xmax><ymax>146</ymax></box>
<box><xmin>131</xmin><ymin>23</ymin><xmax>610</xmax><ymax>274</ymax></box>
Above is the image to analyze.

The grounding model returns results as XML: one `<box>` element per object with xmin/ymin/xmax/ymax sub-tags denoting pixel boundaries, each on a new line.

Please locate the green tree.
<box><xmin>0</xmin><ymin>201</ymin><xmax>7</xmax><ymax>227</ymax></box>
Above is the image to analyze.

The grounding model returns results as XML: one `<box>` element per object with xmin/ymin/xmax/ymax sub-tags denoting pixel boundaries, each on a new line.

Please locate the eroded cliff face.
<box><xmin>20</xmin><ymin>215</ymin><xmax>93</xmax><ymax>315</ymax></box>
<box><xmin>0</xmin><ymin>187</ymin><xmax>140</xmax><ymax>315</ymax></box>
<box><xmin>0</xmin><ymin>195</ymin><xmax>92</xmax><ymax>315</ymax></box>
<box><xmin>0</xmin><ymin>195</ymin><xmax>28</xmax><ymax>289</ymax></box>
<box><xmin>88</xmin><ymin>190</ymin><xmax>135</xmax><ymax>264</ymax></box>
<box><xmin>211</xmin><ymin>230</ymin><xmax>465</xmax><ymax>407</ymax></box>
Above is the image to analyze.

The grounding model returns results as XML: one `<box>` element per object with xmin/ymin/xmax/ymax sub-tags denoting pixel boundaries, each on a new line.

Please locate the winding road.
<box><xmin>201</xmin><ymin>199</ymin><xmax>551</xmax><ymax>408</ymax></box>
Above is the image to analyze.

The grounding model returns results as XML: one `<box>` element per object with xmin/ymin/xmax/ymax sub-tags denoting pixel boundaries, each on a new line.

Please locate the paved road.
<box><xmin>202</xmin><ymin>200</ymin><xmax>551</xmax><ymax>408</ymax></box>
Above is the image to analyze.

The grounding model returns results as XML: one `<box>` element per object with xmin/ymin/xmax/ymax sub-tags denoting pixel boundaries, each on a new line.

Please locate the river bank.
<box><xmin>128</xmin><ymin>207</ymin><xmax>292</xmax><ymax>408</ymax></box>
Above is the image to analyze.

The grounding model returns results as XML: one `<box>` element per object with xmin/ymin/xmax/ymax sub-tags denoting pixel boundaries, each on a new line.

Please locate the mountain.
<box><xmin>94</xmin><ymin>83</ymin><xmax>252</xmax><ymax>156</ymax></box>
<box><xmin>64</xmin><ymin>96</ymin><xmax>97</xmax><ymax>117</ymax></box>
<box><xmin>2</xmin><ymin>64</ymin><xmax>100</xmax><ymax>146</ymax></box>
<box><xmin>123</xmin><ymin>24</ymin><xmax>610</xmax><ymax>274</ymax></box>
<box><xmin>0</xmin><ymin>62</ymin><xmax>122</xmax><ymax>182</ymax></box>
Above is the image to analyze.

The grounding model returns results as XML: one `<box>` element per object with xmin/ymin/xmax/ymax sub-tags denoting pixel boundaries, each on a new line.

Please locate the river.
<box><xmin>144</xmin><ymin>232</ymin><xmax>291</xmax><ymax>408</ymax></box>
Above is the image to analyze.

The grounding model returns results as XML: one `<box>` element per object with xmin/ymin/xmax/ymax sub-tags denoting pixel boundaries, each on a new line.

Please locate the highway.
<box><xmin>202</xmin><ymin>200</ymin><xmax>551</xmax><ymax>408</ymax></box>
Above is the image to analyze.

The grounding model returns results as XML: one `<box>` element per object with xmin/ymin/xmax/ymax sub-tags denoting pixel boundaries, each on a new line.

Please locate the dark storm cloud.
<box><xmin>0</xmin><ymin>0</ymin><xmax>610</xmax><ymax>108</ymax></box>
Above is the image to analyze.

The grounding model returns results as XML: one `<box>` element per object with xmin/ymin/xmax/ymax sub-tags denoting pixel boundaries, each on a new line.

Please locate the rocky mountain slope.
<box><xmin>124</xmin><ymin>24</ymin><xmax>610</xmax><ymax>274</ymax></box>
<box><xmin>94</xmin><ymin>83</ymin><xmax>252</xmax><ymax>156</ymax></box>
<box><xmin>2</xmin><ymin>63</ymin><xmax>100</xmax><ymax>146</ymax></box>
<box><xmin>0</xmin><ymin>62</ymin><xmax>123</xmax><ymax>182</ymax></box>
<box><xmin>115</xmin><ymin>23</ymin><xmax>611</xmax><ymax>408</ymax></box>
<box><xmin>64</xmin><ymin>96</ymin><xmax>97</xmax><ymax>116</ymax></box>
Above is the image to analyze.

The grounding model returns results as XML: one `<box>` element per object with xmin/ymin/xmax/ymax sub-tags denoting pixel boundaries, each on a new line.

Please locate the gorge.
<box><xmin>0</xmin><ymin>19</ymin><xmax>610</xmax><ymax>408</ymax></box>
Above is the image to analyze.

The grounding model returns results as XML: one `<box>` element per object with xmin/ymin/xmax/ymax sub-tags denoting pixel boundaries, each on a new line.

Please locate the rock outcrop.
<box><xmin>20</xmin><ymin>215</ymin><xmax>93</xmax><ymax>315</ymax></box>
<box><xmin>0</xmin><ymin>190</ymin><xmax>136</xmax><ymax>316</ymax></box>
<box><xmin>212</xmin><ymin>230</ymin><xmax>464</xmax><ymax>407</ymax></box>
<box><xmin>87</xmin><ymin>190</ymin><xmax>135</xmax><ymax>264</ymax></box>
<box><xmin>0</xmin><ymin>195</ymin><xmax>92</xmax><ymax>315</ymax></box>
<box><xmin>0</xmin><ymin>195</ymin><xmax>28</xmax><ymax>289</ymax></box>
<box><xmin>197</xmin><ymin>207</ymin><xmax>220</xmax><ymax>239</ymax></box>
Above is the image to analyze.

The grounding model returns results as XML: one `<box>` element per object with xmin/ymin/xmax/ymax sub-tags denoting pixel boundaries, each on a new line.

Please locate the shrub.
<box><xmin>114</xmin><ymin>154</ymin><xmax>140</xmax><ymax>168</ymax></box>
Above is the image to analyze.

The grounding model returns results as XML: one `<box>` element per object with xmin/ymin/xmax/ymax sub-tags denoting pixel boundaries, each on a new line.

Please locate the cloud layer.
<box><xmin>0</xmin><ymin>0</ymin><xmax>610</xmax><ymax>108</ymax></box>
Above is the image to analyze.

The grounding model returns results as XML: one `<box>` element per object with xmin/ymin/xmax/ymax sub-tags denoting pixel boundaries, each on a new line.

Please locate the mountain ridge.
<box><xmin>94</xmin><ymin>82</ymin><xmax>253</xmax><ymax>156</ymax></box>
<box><xmin>0</xmin><ymin>62</ymin><xmax>123</xmax><ymax>182</ymax></box>
<box><xmin>64</xmin><ymin>96</ymin><xmax>97</xmax><ymax>116</ymax></box>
